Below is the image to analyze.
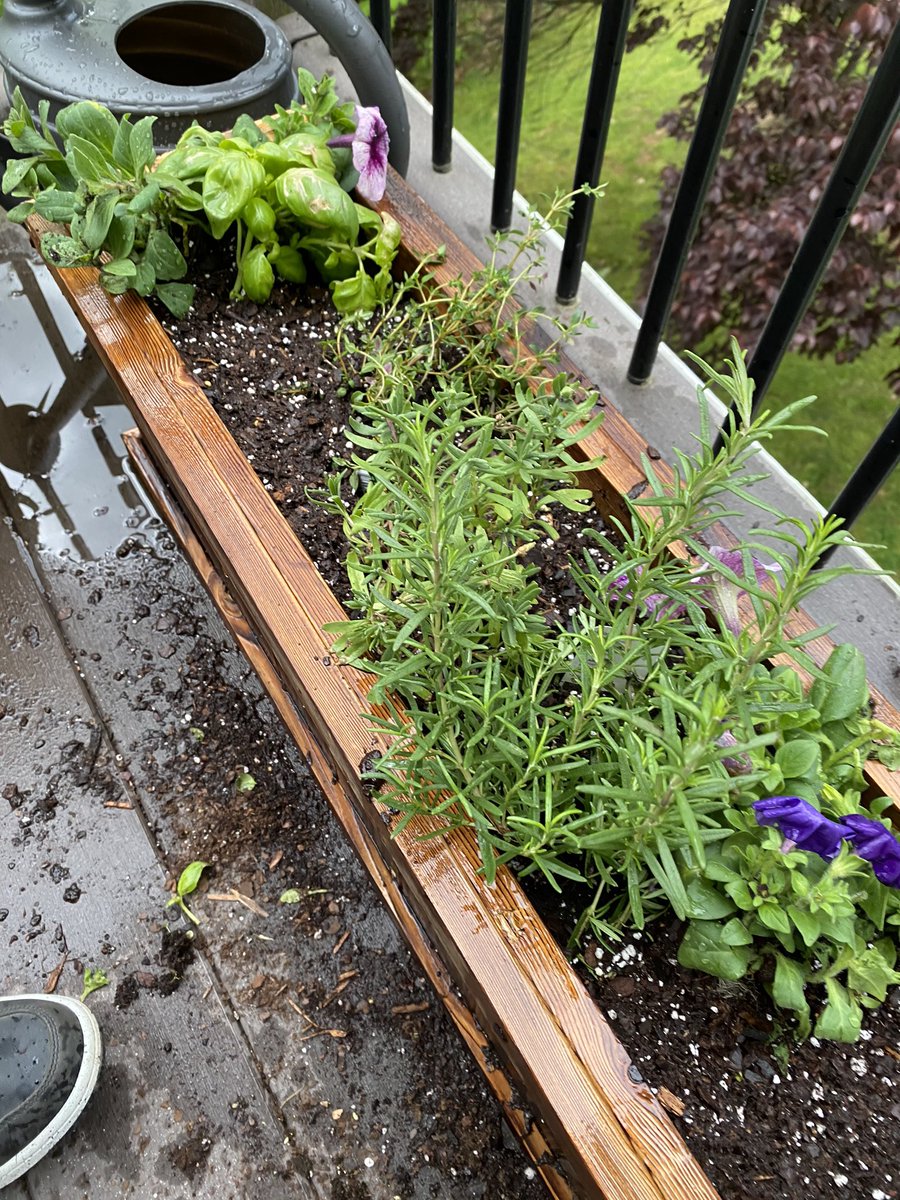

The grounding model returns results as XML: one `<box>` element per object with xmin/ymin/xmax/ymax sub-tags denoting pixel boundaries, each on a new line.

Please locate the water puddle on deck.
<box><xmin>0</xmin><ymin>218</ymin><xmax>160</xmax><ymax>559</ymax></box>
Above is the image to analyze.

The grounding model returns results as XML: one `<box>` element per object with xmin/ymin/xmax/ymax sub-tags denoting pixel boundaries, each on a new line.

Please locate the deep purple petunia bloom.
<box><xmin>752</xmin><ymin>796</ymin><xmax>846</xmax><ymax>860</ymax></box>
<box><xmin>839</xmin><ymin>814</ymin><xmax>900</xmax><ymax>888</ymax></box>
<box><xmin>328</xmin><ymin>106</ymin><xmax>390</xmax><ymax>202</ymax></box>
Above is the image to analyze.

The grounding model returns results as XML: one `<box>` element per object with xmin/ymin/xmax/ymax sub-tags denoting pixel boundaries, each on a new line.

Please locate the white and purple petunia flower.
<box><xmin>697</xmin><ymin>545</ymin><xmax>780</xmax><ymax>636</ymax></box>
<box><xmin>839</xmin><ymin>813</ymin><xmax>900</xmax><ymax>888</ymax></box>
<box><xmin>329</xmin><ymin>105</ymin><xmax>390</xmax><ymax>202</ymax></box>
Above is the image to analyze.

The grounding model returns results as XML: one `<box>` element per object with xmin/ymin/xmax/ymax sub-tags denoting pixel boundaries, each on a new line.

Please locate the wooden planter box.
<box><xmin>28</xmin><ymin>175</ymin><xmax>900</xmax><ymax>1200</ymax></box>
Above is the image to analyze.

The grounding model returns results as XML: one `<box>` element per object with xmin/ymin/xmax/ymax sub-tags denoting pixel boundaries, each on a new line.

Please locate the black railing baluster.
<box><xmin>817</xmin><ymin>406</ymin><xmax>900</xmax><ymax>564</ymax></box>
<box><xmin>627</xmin><ymin>0</ymin><xmax>768</xmax><ymax>384</ymax></box>
<box><xmin>744</xmin><ymin>20</ymin><xmax>900</xmax><ymax>413</ymax></box>
<box><xmin>432</xmin><ymin>0</ymin><xmax>457</xmax><ymax>171</ymax></box>
<box><xmin>370</xmin><ymin>0</ymin><xmax>393</xmax><ymax>59</ymax></box>
<box><xmin>556</xmin><ymin>0</ymin><xmax>634</xmax><ymax>304</ymax></box>
<box><xmin>491</xmin><ymin>0</ymin><xmax>533</xmax><ymax>231</ymax></box>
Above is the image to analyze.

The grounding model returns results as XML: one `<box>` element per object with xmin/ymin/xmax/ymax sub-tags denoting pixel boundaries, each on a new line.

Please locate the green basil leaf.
<box><xmin>272</xmin><ymin>245</ymin><xmax>307</xmax><ymax>284</ymax></box>
<box><xmin>176</xmin><ymin>860</ymin><xmax>208</xmax><ymax>897</ymax></box>
<box><xmin>241</xmin><ymin>244</ymin><xmax>275</xmax><ymax>303</ymax></box>
<box><xmin>275</xmin><ymin>167</ymin><xmax>359</xmax><ymax>241</ymax></box>
<box><xmin>278</xmin><ymin>132</ymin><xmax>334</xmax><ymax>174</ymax></box>
<box><xmin>330</xmin><ymin>270</ymin><xmax>376</xmax><ymax>314</ymax></box>
<box><xmin>232</xmin><ymin>113</ymin><xmax>265</xmax><ymax>145</ymax></box>
<box><xmin>202</xmin><ymin>153</ymin><xmax>265</xmax><ymax>223</ymax></box>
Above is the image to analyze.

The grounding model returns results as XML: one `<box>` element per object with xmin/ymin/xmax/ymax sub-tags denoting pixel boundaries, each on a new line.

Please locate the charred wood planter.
<box><xmin>27</xmin><ymin>174</ymin><xmax>900</xmax><ymax>1200</ymax></box>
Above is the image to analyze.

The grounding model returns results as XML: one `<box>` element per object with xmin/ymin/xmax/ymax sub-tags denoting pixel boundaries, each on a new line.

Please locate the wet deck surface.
<box><xmin>0</xmin><ymin>208</ymin><xmax>545</xmax><ymax>1200</ymax></box>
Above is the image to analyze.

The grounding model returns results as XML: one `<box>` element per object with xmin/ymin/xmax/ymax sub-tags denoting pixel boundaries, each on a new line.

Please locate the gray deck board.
<box><xmin>1</xmin><ymin>511</ymin><xmax>308</xmax><ymax>1200</ymax></box>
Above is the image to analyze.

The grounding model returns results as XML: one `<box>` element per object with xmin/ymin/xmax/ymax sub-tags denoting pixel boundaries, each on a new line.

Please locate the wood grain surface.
<box><xmin>28</xmin><ymin>167</ymin><xmax>899</xmax><ymax>1197</ymax></box>
<box><xmin>124</xmin><ymin>429</ymin><xmax>579</xmax><ymax>1200</ymax></box>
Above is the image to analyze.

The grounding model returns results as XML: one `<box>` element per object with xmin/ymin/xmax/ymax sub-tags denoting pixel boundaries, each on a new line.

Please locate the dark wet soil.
<box><xmin>152</xmin><ymin>269</ymin><xmax>900</xmax><ymax>1200</ymax></box>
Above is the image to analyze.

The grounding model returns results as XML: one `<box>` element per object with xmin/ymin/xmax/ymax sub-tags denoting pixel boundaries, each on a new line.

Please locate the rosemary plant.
<box><xmin>322</xmin><ymin>203</ymin><xmax>900</xmax><ymax>1041</ymax></box>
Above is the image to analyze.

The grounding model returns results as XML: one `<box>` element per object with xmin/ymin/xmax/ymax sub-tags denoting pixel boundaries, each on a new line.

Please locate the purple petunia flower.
<box><xmin>328</xmin><ymin>106</ymin><xmax>390</xmax><ymax>202</ymax></box>
<box><xmin>716</xmin><ymin>729</ymin><xmax>752</xmax><ymax>776</ymax></box>
<box><xmin>752</xmin><ymin>796</ymin><xmax>846</xmax><ymax>860</ymax></box>
<box><xmin>697</xmin><ymin>545</ymin><xmax>780</xmax><ymax>636</ymax></box>
<box><xmin>608</xmin><ymin>566</ymin><xmax>686</xmax><ymax>621</ymax></box>
<box><xmin>839</xmin><ymin>814</ymin><xmax>900</xmax><ymax>888</ymax></box>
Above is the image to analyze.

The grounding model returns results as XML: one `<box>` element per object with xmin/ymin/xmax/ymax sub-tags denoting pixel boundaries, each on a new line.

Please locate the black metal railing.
<box><xmin>369</xmin><ymin>1</ymin><xmax>900</xmax><ymax>540</ymax></box>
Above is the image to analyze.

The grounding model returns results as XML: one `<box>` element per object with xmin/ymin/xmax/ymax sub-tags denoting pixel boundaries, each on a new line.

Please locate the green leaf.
<box><xmin>756</xmin><ymin>901</ymin><xmax>791</xmax><ymax>934</ymax></box>
<box><xmin>236</xmin><ymin>771</ymin><xmax>257</xmax><ymax>793</ymax></box>
<box><xmin>80</xmin><ymin>967</ymin><xmax>110</xmax><ymax>1002</ymax></box>
<box><xmin>775</xmin><ymin>738</ymin><xmax>820</xmax><ymax>782</ymax></box>
<box><xmin>811</xmin><ymin>644</ymin><xmax>869</xmax><ymax>723</ymax></box>
<box><xmin>103</xmin><ymin>258</ymin><xmax>138</xmax><ymax>280</ymax></box>
<box><xmin>275</xmin><ymin>167</ymin><xmax>359</xmax><ymax>241</ymax></box>
<box><xmin>2</xmin><ymin>155</ymin><xmax>39</xmax><ymax>193</ymax></box>
<box><xmin>232</xmin><ymin>113</ymin><xmax>265</xmax><ymax>145</ymax></box>
<box><xmin>106</xmin><ymin>212</ymin><xmax>136</xmax><ymax>260</ymax></box>
<box><xmin>176</xmin><ymin>860</ymin><xmax>207</xmax><ymax>898</ymax></box>
<box><xmin>143</xmin><ymin>229</ymin><xmax>187</xmax><ymax>281</ymax></box>
<box><xmin>202</xmin><ymin>153</ymin><xmax>265</xmax><ymax>223</ymax></box>
<box><xmin>241</xmin><ymin>244</ymin><xmax>275</xmax><ymax>303</ymax></box>
<box><xmin>133</xmin><ymin>260</ymin><xmax>157</xmax><ymax>296</ymax></box>
<box><xmin>65</xmin><ymin>134</ymin><xmax>118</xmax><ymax>184</ymax></box>
<box><xmin>787</xmin><ymin>905</ymin><xmax>822</xmax><ymax>948</ymax></box>
<box><xmin>331</xmin><ymin>270</ymin><xmax>377</xmax><ymax>314</ymax></box>
<box><xmin>82</xmin><ymin>190</ymin><xmax>120</xmax><ymax>251</ymax></box>
<box><xmin>40</xmin><ymin>232</ymin><xmax>94</xmax><ymax>268</ymax></box>
<box><xmin>772</xmin><ymin>952</ymin><xmax>809</xmax><ymax>1016</ymax></box>
<box><xmin>272</xmin><ymin>245</ymin><xmax>307</xmax><ymax>284</ymax></box>
<box><xmin>154</xmin><ymin>282</ymin><xmax>194</xmax><ymax>317</ymax></box>
<box><xmin>814</xmin><ymin>978</ymin><xmax>862</xmax><ymax>1042</ymax></box>
<box><xmin>127</xmin><ymin>180</ymin><xmax>161</xmax><ymax>215</ymax></box>
<box><xmin>32</xmin><ymin>189</ymin><xmax>78</xmax><ymax>223</ymax></box>
<box><xmin>279</xmin><ymin>888</ymin><xmax>302</xmax><ymax>904</ymax></box>
<box><xmin>847</xmin><ymin>941</ymin><xmax>900</xmax><ymax>1003</ymax></box>
<box><xmin>56</xmin><ymin>101</ymin><xmax>119</xmax><ymax>157</ymax></box>
<box><xmin>685</xmin><ymin>877</ymin><xmax>736</xmax><ymax>921</ymax></box>
<box><xmin>4</xmin><ymin>200</ymin><xmax>36</xmax><ymax>223</ymax></box>
<box><xmin>724</xmin><ymin>877</ymin><xmax>753</xmax><ymax>910</ymax></box>
<box><xmin>129</xmin><ymin>116</ymin><xmax>158</xmax><ymax>176</ymax></box>
<box><xmin>678</xmin><ymin>920</ymin><xmax>755</xmax><ymax>981</ymax></box>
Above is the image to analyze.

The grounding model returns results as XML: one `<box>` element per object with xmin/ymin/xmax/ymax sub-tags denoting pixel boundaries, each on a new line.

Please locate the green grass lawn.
<box><xmin>449</xmin><ymin>8</ymin><xmax>899</xmax><ymax>572</ymax></box>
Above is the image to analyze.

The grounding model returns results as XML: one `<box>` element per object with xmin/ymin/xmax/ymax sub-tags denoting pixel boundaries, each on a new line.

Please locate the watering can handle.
<box><xmin>286</xmin><ymin>0</ymin><xmax>410</xmax><ymax>177</ymax></box>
